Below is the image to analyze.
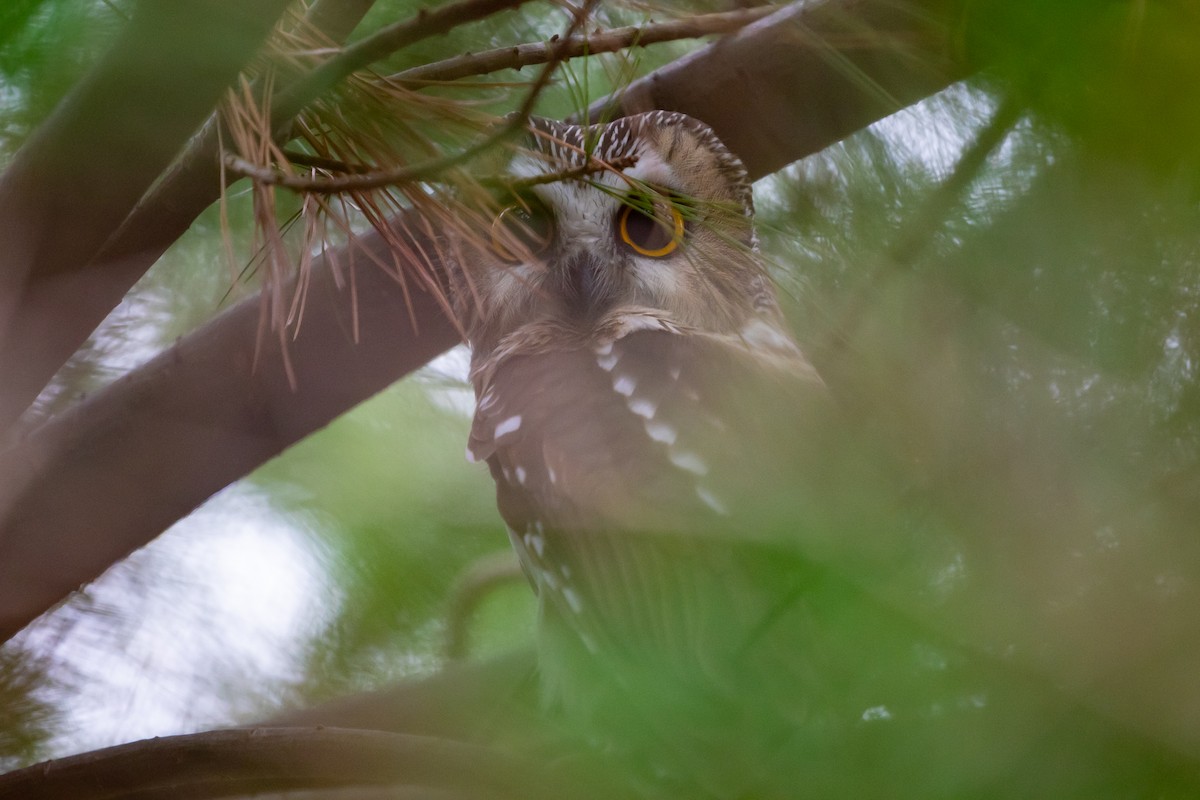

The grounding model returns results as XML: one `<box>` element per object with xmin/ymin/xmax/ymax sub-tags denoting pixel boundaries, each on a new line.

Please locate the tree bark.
<box><xmin>0</xmin><ymin>220</ymin><xmax>460</xmax><ymax>644</ymax></box>
<box><xmin>0</xmin><ymin>726</ymin><xmax>585</xmax><ymax>800</ymax></box>
<box><xmin>582</xmin><ymin>0</ymin><xmax>968</xmax><ymax>179</ymax></box>
<box><xmin>0</xmin><ymin>0</ymin><xmax>381</xmax><ymax>434</ymax></box>
<box><xmin>0</xmin><ymin>0</ymin><xmax>293</xmax><ymax>426</ymax></box>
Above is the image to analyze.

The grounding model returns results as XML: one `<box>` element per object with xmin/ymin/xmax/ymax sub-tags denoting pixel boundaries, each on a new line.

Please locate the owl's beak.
<box><xmin>561</xmin><ymin>251</ymin><xmax>615</xmax><ymax>316</ymax></box>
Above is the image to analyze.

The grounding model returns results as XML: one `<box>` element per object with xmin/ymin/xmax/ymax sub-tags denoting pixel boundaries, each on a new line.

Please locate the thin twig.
<box><xmin>280</xmin><ymin>149</ymin><xmax>374</xmax><ymax>173</ymax></box>
<box><xmin>444</xmin><ymin>552</ymin><xmax>525</xmax><ymax>660</ymax></box>
<box><xmin>231</xmin><ymin>0</ymin><xmax>602</xmax><ymax>194</ymax></box>
<box><xmin>480</xmin><ymin>153</ymin><xmax>640</xmax><ymax>190</ymax></box>
<box><xmin>384</xmin><ymin>5</ymin><xmax>781</xmax><ymax>86</ymax></box>
<box><xmin>274</xmin><ymin>0</ymin><xmax>538</xmax><ymax>124</ymax></box>
<box><xmin>273</xmin><ymin>150</ymin><xmax>639</xmax><ymax>186</ymax></box>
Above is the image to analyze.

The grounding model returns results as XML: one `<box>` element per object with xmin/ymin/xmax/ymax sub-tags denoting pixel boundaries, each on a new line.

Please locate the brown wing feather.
<box><xmin>469</xmin><ymin>320</ymin><xmax>825</xmax><ymax>659</ymax></box>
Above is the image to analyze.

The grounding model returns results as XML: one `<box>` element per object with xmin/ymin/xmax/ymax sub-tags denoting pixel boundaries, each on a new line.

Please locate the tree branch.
<box><xmin>582</xmin><ymin>0</ymin><xmax>970</xmax><ymax>178</ymax></box>
<box><xmin>0</xmin><ymin>0</ymin><xmax>293</xmax><ymax>425</ymax></box>
<box><xmin>383</xmin><ymin>6</ymin><xmax>780</xmax><ymax>86</ymax></box>
<box><xmin>0</xmin><ymin>218</ymin><xmax>460</xmax><ymax>645</ymax></box>
<box><xmin>276</xmin><ymin>0</ymin><xmax>538</xmax><ymax>123</ymax></box>
<box><xmin>0</xmin><ymin>726</ymin><xmax>586</xmax><ymax>800</ymax></box>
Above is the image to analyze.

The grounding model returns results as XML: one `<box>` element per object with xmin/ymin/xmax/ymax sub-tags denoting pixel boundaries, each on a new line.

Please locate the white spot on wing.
<box><xmin>563</xmin><ymin>587</ymin><xmax>584</xmax><ymax>614</ymax></box>
<box><xmin>594</xmin><ymin>341</ymin><xmax>613</xmax><ymax>356</ymax></box>
<box><xmin>597</xmin><ymin>352</ymin><xmax>619</xmax><ymax>371</ymax></box>
<box><xmin>547</xmin><ymin>466</ymin><xmax>557</xmax><ymax>484</ymax></box>
<box><xmin>494</xmin><ymin>414</ymin><xmax>522</xmax><ymax>439</ymax></box>
<box><xmin>669</xmin><ymin>449</ymin><xmax>708</xmax><ymax>475</ymax></box>
<box><xmin>465</xmin><ymin>444</ymin><xmax>481</xmax><ymax>463</ymax></box>
<box><xmin>524</xmin><ymin>530</ymin><xmax>545</xmax><ymax>557</ymax></box>
<box><xmin>740</xmin><ymin>317</ymin><xmax>802</xmax><ymax>355</ymax></box>
<box><xmin>696</xmin><ymin>485</ymin><xmax>729</xmax><ymax>516</ymax></box>
<box><xmin>515</xmin><ymin>466</ymin><xmax>527</xmax><ymax>485</ymax></box>
<box><xmin>627</xmin><ymin>397</ymin><xmax>657</xmax><ymax>419</ymax></box>
<box><xmin>644</xmin><ymin>420</ymin><xmax>678</xmax><ymax>445</ymax></box>
<box><xmin>613</xmin><ymin>375</ymin><xmax>637</xmax><ymax>396</ymax></box>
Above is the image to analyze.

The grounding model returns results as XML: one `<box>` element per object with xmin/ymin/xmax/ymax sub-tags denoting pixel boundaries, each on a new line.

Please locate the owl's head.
<box><xmin>455</xmin><ymin>111</ymin><xmax>784</xmax><ymax>354</ymax></box>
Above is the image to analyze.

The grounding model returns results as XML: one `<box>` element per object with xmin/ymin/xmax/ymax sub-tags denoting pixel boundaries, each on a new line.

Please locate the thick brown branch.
<box><xmin>0</xmin><ymin>0</ymin><xmax>292</xmax><ymax>417</ymax></box>
<box><xmin>0</xmin><ymin>219</ymin><xmax>460</xmax><ymax>644</ymax></box>
<box><xmin>0</xmin><ymin>0</ymin><xmax>381</xmax><ymax>435</ymax></box>
<box><xmin>385</xmin><ymin>6</ymin><xmax>780</xmax><ymax>86</ymax></box>
<box><xmin>277</xmin><ymin>0</ymin><xmax>538</xmax><ymax>120</ymax></box>
<box><xmin>0</xmin><ymin>726</ymin><xmax>581</xmax><ymax>800</ymax></box>
<box><xmin>582</xmin><ymin>0</ymin><xmax>970</xmax><ymax>178</ymax></box>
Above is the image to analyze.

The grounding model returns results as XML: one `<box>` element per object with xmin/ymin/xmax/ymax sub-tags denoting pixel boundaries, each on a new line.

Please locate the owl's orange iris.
<box><xmin>617</xmin><ymin>200</ymin><xmax>684</xmax><ymax>258</ymax></box>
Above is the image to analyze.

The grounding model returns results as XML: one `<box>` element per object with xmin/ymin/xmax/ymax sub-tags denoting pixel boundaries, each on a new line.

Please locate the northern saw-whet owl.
<box><xmin>454</xmin><ymin>111</ymin><xmax>828</xmax><ymax>795</ymax></box>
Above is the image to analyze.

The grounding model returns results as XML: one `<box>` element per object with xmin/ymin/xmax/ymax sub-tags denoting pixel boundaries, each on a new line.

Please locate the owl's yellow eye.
<box><xmin>490</xmin><ymin>199</ymin><xmax>554</xmax><ymax>263</ymax></box>
<box><xmin>617</xmin><ymin>197</ymin><xmax>684</xmax><ymax>258</ymax></box>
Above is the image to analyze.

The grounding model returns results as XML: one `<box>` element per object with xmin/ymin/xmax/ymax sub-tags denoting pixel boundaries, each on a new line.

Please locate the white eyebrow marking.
<box><xmin>494</xmin><ymin>415</ymin><xmax>523</xmax><ymax>438</ymax></box>
<box><xmin>613</xmin><ymin>375</ymin><xmax>637</xmax><ymax>396</ymax></box>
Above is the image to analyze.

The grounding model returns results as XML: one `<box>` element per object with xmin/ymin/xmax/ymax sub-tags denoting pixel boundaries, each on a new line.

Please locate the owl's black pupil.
<box><xmin>622</xmin><ymin>205</ymin><xmax>673</xmax><ymax>251</ymax></box>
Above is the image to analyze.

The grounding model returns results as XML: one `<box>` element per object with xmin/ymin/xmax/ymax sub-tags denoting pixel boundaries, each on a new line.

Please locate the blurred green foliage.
<box><xmin>0</xmin><ymin>0</ymin><xmax>123</xmax><ymax>155</ymax></box>
<box><xmin>254</xmin><ymin>375</ymin><xmax>532</xmax><ymax>694</ymax></box>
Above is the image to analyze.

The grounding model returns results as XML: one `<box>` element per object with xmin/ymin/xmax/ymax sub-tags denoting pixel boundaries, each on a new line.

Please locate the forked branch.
<box><xmin>386</xmin><ymin>5</ymin><xmax>780</xmax><ymax>86</ymax></box>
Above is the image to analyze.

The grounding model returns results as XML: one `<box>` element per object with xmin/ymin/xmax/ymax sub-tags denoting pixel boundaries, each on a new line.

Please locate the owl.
<box><xmin>453</xmin><ymin>111</ymin><xmax>829</xmax><ymax>795</ymax></box>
